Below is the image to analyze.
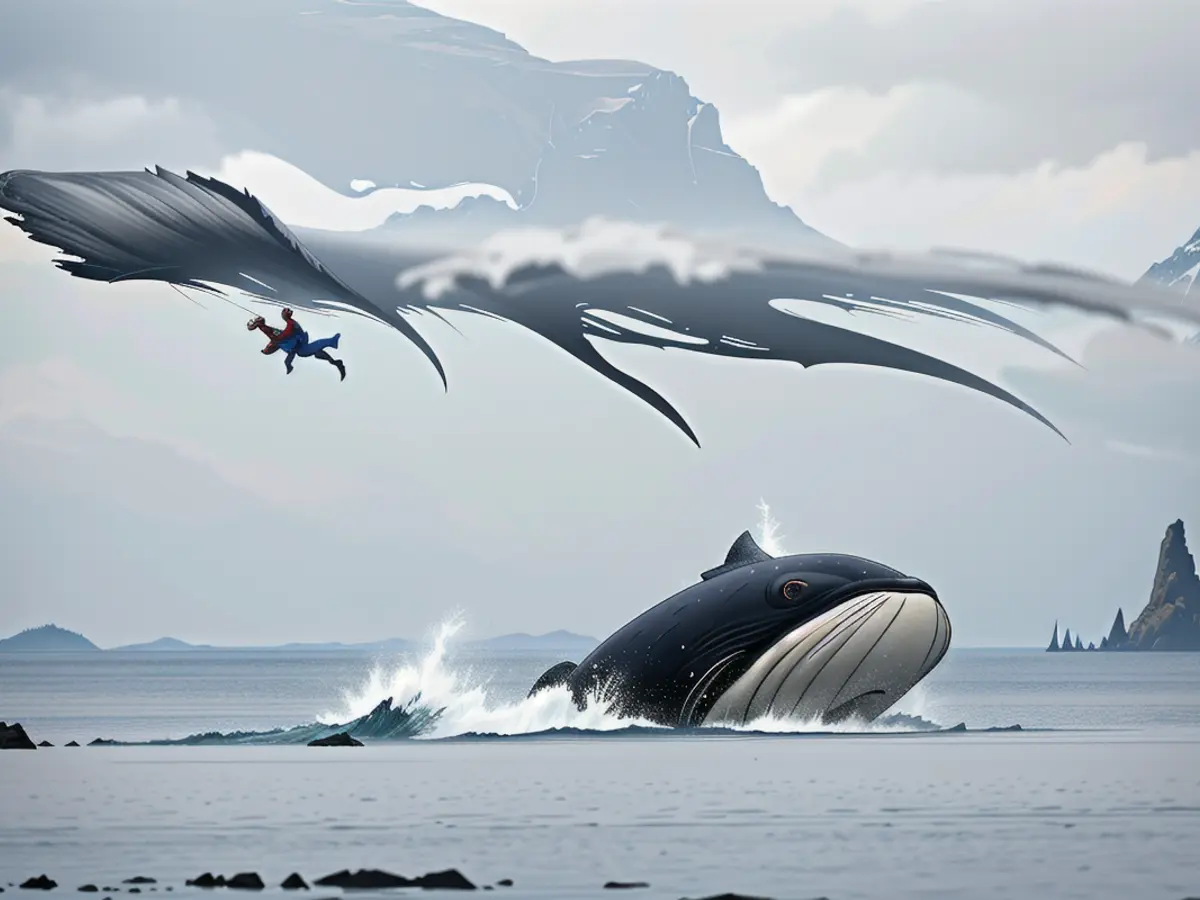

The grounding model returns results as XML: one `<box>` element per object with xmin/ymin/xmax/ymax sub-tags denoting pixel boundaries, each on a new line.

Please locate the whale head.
<box><xmin>557</xmin><ymin>531</ymin><xmax>951</xmax><ymax>728</ymax></box>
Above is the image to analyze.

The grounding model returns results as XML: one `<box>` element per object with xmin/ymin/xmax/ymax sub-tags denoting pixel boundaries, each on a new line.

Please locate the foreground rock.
<box><xmin>183</xmin><ymin>874</ymin><xmax>262</xmax><ymax>891</ymax></box>
<box><xmin>306</xmin><ymin>732</ymin><xmax>362</xmax><ymax>748</ymax></box>
<box><xmin>0</xmin><ymin>722</ymin><xmax>36</xmax><ymax>750</ymax></box>
<box><xmin>19</xmin><ymin>878</ymin><xmax>56</xmax><ymax>891</ymax></box>
<box><xmin>279</xmin><ymin>875</ymin><xmax>307</xmax><ymax>891</ymax></box>
<box><xmin>314</xmin><ymin>869</ymin><xmax>475</xmax><ymax>890</ymax></box>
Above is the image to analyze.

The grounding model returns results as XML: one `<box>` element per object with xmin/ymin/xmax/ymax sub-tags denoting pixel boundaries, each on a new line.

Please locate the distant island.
<box><xmin>0</xmin><ymin>624</ymin><xmax>100</xmax><ymax>652</ymax></box>
<box><xmin>0</xmin><ymin>624</ymin><xmax>598</xmax><ymax>654</ymax></box>
<box><xmin>1048</xmin><ymin>518</ymin><xmax>1200</xmax><ymax>652</ymax></box>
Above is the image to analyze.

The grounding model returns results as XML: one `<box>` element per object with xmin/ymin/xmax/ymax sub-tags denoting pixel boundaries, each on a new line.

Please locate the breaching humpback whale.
<box><xmin>529</xmin><ymin>531</ymin><xmax>951</xmax><ymax>727</ymax></box>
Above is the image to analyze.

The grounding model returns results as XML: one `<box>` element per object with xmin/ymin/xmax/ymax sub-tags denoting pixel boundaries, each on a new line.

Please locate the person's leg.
<box><xmin>315</xmin><ymin>350</ymin><xmax>347</xmax><ymax>381</ymax></box>
<box><xmin>284</xmin><ymin>350</ymin><xmax>297</xmax><ymax>374</ymax></box>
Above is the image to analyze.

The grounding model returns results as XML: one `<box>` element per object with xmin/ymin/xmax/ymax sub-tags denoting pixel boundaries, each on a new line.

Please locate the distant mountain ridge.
<box><xmin>0</xmin><ymin>625</ymin><xmax>598</xmax><ymax>653</ymax></box>
<box><xmin>0</xmin><ymin>0</ymin><xmax>830</xmax><ymax>252</ymax></box>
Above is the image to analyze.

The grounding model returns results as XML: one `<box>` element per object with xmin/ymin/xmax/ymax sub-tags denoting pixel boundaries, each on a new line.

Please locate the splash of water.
<box><xmin>317</xmin><ymin>611</ymin><xmax>940</xmax><ymax>739</ymax></box>
<box><xmin>320</xmin><ymin>615</ymin><xmax>663</xmax><ymax>738</ymax></box>
<box><xmin>756</xmin><ymin>498</ymin><xmax>787</xmax><ymax>556</ymax></box>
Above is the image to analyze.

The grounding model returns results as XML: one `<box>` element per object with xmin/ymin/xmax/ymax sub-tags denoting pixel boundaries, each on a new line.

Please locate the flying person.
<box><xmin>248</xmin><ymin>308</ymin><xmax>346</xmax><ymax>380</ymax></box>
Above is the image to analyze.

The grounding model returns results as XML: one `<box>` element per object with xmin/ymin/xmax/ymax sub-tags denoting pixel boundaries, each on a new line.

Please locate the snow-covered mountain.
<box><xmin>1140</xmin><ymin>225</ymin><xmax>1200</xmax><ymax>298</ymax></box>
<box><xmin>0</xmin><ymin>0</ymin><xmax>829</xmax><ymax>249</ymax></box>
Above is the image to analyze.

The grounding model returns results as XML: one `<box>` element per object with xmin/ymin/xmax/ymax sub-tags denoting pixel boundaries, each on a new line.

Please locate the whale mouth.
<box><xmin>699</xmin><ymin>590</ymin><xmax>951</xmax><ymax>728</ymax></box>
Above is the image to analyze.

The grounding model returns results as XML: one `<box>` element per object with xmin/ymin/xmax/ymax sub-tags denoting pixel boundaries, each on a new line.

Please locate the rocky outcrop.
<box><xmin>0</xmin><ymin>722</ymin><xmax>36</xmax><ymax>750</ymax></box>
<box><xmin>1048</xmin><ymin>519</ymin><xmax>1200</xmax><ymax>651</ymax></box>
<box><xmin>1141</xmin><ymin>225</ymin><xmax>1200</xmax><ymax>300</ymax></box>
<box><xmin>1125</xmin><ymin>520</ymin><xmax>1200</xmax><ymax>650</ymax></box>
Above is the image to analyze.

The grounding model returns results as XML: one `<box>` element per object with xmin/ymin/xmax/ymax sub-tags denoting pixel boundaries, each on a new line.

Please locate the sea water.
<box><xmin>1</xmin><ymin>638</ymin><xmax>1199</xmax><ymax>900</ymax></box>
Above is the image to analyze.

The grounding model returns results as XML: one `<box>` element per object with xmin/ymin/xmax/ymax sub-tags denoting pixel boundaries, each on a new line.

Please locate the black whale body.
<box><xmin>530</xmin><ymin>531</ymin><xmax>951</xmax><ymax>727</ymax></box>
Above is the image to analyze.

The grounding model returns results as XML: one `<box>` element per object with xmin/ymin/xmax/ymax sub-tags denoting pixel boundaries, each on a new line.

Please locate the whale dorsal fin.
<box><xmin>701</xmin><ymin>530</ymin><xmax>774</xmax><ymax>580</ymax></box>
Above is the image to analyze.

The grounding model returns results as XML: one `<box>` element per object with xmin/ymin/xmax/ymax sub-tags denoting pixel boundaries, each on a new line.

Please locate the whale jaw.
<box><xmin>699</xmin><ymin>590</ymin><xmax>951</xmax><ymax>728</ymax></box>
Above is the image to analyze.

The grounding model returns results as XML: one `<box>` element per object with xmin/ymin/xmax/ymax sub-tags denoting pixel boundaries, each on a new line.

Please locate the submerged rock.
<box><xmin>413</xmin><ymin>871</ymin><xmax>475</xmax><ymax>890</ymax></box>
<box><xmin>184</xmin><ymin>875</ymin><xmax>223</xmax><ymax>889</ymax></box>
<box><xmin>19</xmin><ymin>877</ymin><xmax>56</xmax><ymax>891</ymax></box>
<box><xmin>307</xmin><ymin>731</ymin><xmax>363</xmax><ymax>747</ymax></box>
<box><xmin>313</xmin><ymin>869</ymin><xmax>475</xmax><ymax>890</ymax></box>
<box><xmin>224</xmin><ymin>874</ymin><xmax>264</xmax><ymax>891</ymax></box>
<box><xmin>64</xmin><ymin>741</ymin><xmax>79</xmax><ymax>747</ymax></box>
<box><xmin>77</xmin><ymin>887</ymin><xmax>98</xmax><ymax>893</ymax></box>
<box><xmin>603</xmin><ymin>883</ymin><xmax>649</xmax><ymax>890</ymax></box>
<box><xmin>314</xmin><ymin>871</ymin><xmax>407</xmax><ymax>890</ymax></box>
<box><xmin>0</xmin><ymin>723</ymin><xmax>37</xmax><ymax>750</ymax></box>
<box><xmin>121</xmin><ymin>880</ymin><xmax>154</xmax><ymax>886</ymax></box>
<box><xmin>279</xmin><ymin>875</ymin><xmax>308</xmax><ymax>891</ymax></box>
<box><xmin>88</xmin><ymin>738</ymin><xmax>117</xmax><ymax>747</ymax></box>
<box><xmin>37</xmin><ymin>741</ymin><xmax>53</xmax><ymax>748</ymax></box>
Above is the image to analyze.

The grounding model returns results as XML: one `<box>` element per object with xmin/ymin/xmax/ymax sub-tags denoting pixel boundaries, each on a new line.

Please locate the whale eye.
<box><xmin>781</xmin><ymin>580</ymin><xmax>807</xmax><ymax>602</ymax></box>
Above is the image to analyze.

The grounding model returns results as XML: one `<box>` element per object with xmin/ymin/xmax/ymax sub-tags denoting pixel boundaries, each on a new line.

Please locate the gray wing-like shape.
<box><xmin>9</xmin><ymin>165</ymin><xmax>1181</xmax><ymax>445</ymax></box>
<box><xmin>0</xmin><ymin>167</ymin><xmax>447</xmax><ymax>388</ymax></box>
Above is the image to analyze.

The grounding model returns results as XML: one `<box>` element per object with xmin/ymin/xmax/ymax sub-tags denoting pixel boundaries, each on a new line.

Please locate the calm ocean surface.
<box><xmin>2</xmin><ymin>646</ymin><xmax>1199</xmax><ymax>900</ymax></box>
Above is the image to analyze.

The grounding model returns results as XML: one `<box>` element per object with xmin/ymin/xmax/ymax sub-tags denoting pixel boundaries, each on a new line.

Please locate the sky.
<box><xmin>0</xmin><ymin>0</ymin><xmax>1197</xmax><ymax>649</ymax></box>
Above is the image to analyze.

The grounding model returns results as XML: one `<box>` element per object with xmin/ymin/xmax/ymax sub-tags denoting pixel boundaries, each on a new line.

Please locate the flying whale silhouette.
<box><xmin>529</xmin><ymin>531</ymin><xmax>951</xmax><ymax>727</ymax></box>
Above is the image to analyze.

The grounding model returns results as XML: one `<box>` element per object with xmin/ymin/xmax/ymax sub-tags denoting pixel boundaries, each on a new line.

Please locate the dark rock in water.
<box><xmin>603</xmin><ymin>883</ymin><xmax>649</xmax><ymax>890</ymax></box>
<box><xmin>122</xmin><ymin>880</ymin><xmax>154</xmax><ymax>886</ymax></box>
<box><xmin>19</xmin><ymin>878</ymin><xmax>56</xmax><ymax>891</ymax></box>
<box><xmin>313</xmin><ymin>870</ymin><xmax>474</xmax><ymax>891</ymax></box>
<box><xmin>38</xmin><ymin>741</ymin><xmax>53</xmax><ymax>748</ymax></box>
<box><xmin>944</xmin><ymin>723</ymin><xmax>968</xmax><ymax>732</ymax></box>
<box><xmin>984</xmin><ymin>724</ymin><xmax>1023</xmax><ymax>732</ymax></box>
<box><xmin>77</xmin><ymin>888</ymin><xmax>98</xmax><ymax>894</ymax></box>
<box><xmin>65</xmin><ymin>741</ymin><xmax>80</xmax><ymax>747</ymax></box>
<box><xmin>280</xmin><ymin>875</ymin><xmax>308</xmax><ymax>891</ymax></box>
<box><xmin>225</xmin><ymin>874</ymin><xmax>264</xmax><ymax>891</ymax></box>
<box><xmin>412</xmin><ymin>870</ymin><xmax>475</xmax><ymax>890</ymax></box>
<box><xmin>0</xmin><ymin>723</ymin><xmax>37</xmax><ymax>750</ymax></box>
<box><xmin>314</xmin><ymin>871</ymin><xmax>408</xmax><ymax>890</ymax></box>
<box><xmin>88</xmin><ymin>738</ymin><xmax>117</xmax><ymax>746</ymax></box>
<box><xmin>1046</xmin><ymin>621</ymin><xmax>1060</xmax><ymax>651</ymax></box>
<box><xmin>184</xmin><ymin>875</ymin><xmax>224</xmax><ymax>889</ymax></box>
<box><xmin>307</xmin><ymin>731</ymin><xmax>363</xmax><ymax>747</ymax></box>
<box><xmin>495</xmin><ymin>880</ymin><xmax>513</xmax><ymax>888</ymax></box>
<box><xmin>681</xmin><ymin>894</ymin><xmax>779</xmax><ymax>900</ymax></box>
<box><xmin>128</xmin><ymin>890</ymin><xmax>141</xmax><ymax>894</ymax></box>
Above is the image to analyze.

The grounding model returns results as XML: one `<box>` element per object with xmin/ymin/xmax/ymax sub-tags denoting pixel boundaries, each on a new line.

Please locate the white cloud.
<box><xmin>0</xmin><ymin>89</ymin><xmax>223</xmax><ymax>173</ymax></box>
<box><xmin>204</xmin><ymin>150</ymin><xmax>518</xmax><ymax>232</ymax></box>
<box><xmin>723</xmin><ymin>86</ymin><xmax>1200</xmax><ymax>280</ymax></box>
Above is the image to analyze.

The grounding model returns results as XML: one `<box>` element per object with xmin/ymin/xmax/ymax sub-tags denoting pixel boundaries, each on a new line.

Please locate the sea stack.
<box><xmin>1124</xmin><ymin>519</ymin><xmax>1200</xmax><ymax>650</ymax></box>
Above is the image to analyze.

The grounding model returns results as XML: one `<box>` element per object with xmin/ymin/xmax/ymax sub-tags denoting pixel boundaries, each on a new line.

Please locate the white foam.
<box><xmin>396</xmin><ymin>216</ymin><xmax>764</xmax><ymax>299</ymax></box>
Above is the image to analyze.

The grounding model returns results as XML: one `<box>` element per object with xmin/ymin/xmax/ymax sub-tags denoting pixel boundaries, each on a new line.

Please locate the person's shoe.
<box><xmin>334</xmin><ymin>360</ymin><xmax>346</xmax><ymax>381</ymax></box>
